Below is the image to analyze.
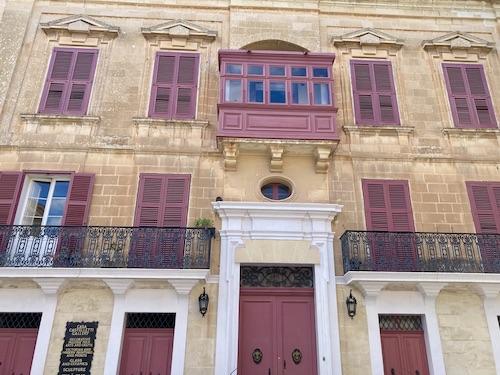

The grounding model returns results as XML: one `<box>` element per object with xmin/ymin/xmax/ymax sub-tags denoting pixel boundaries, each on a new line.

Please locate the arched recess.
<box><xmin>241</xmin><ymin>39</ymin><xmax>309</xmax><ymax>52</ymax></box>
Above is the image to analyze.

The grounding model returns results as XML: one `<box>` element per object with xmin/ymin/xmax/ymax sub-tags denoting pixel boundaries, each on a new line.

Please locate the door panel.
<box><xmin>0</xmin><ymin>329</ymin><xmax>38</xmax><ymax>375</ymax></box>
<box><xmin>149</xmin><ymin>332</ymin><xmax>174</xmax><ymax>375</ymax></box>
<box><xmin>279</xmin><ymin>298</ymin><xmax>317</xmax><ymax>375</ymax></box>
<box><xmin>119</xmin><ymin>333</ymin><xmax>149</xmax><ymax>375</ymax></box>
<box><xmin>239</xmin><ymin>288</ymin><xmax>317</xmax><ymax>375</ymax></box>
<box><xmin>238</xmin><ymin>297</ymin><xmax>275</xmax><ymax>375</ymax></box>
<box><xmin>402</xmin><ymin>333</ymin><xmax>430</xmax><ymax>375</ymax></box>
<box><xmin>380</xmin><ymin>333</ymin><xmax>403</xmax><ymax>375</ymax></box>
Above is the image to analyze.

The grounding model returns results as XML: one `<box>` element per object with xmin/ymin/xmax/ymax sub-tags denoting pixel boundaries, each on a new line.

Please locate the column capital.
<box><xmin>104</xmin><ymin>279</ymin><xmax>135</xmax><ymax>295</ymax></box>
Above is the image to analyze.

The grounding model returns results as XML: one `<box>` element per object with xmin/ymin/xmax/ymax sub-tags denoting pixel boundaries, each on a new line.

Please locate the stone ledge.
<box><xmin>343</xmin><ymin>124</ymin><xmax>414</xmax><ymax>136</ymax></box>
<box><xmin>442</xmin><ymin>127</ymin><xmax>500</xmax><ymax>139</ymax></box>
<box><xmin>132</xmin><ymin>117</ymin><xmax>209</xmax><ymax>130</ymax></box>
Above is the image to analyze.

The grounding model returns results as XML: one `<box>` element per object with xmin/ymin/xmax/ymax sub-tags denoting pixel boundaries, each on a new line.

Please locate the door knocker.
<box><xmin>292</xmin><ymin>349</ymin><xmax>302</xmax><ymax>364</ymax></box>
<box><xmin>252</xmin><ymin>348</ymin><xmax>263</xmax><ymax>364</ymax></box>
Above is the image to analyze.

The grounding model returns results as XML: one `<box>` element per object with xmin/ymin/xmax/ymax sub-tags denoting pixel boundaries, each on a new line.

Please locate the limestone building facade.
<box><xmin>0</xmin><ymin>0</ymin><xmax>499</xmax><ymax>374</ymax></box>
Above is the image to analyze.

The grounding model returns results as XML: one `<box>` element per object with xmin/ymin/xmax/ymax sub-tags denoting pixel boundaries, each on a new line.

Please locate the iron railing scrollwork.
<box><xmin>0</xmin><ymin>225</ymin><xmax>215</xmax><ymax>269</ymax></box>
<box><xmin>341</xmin><ymin>230</ymin><xmax>500</xmax><ymax>273</ymax></box>
<box><xmin>240</xmin><ymin>266</ymin><xmax>314</xmax><ymax>288</ymax></box>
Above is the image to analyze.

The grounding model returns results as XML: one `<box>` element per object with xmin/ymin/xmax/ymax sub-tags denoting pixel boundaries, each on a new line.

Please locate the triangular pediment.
<box><xmin>333</xmin><ymin>28</ymin><xmax>404</xmax><ymax>48</ymax></box>
<box><xmin>422</xmin><ymin>31</ymin><xmax>494</xmax><ymax>50</ymax></box>
<box><xmin>332</xmin><ymin>28</ymin><xmax>404</xmax><ymax>58</ymax></box>
<box><xmin>41</xmin><ymin>14</ymin><xmax>120</xmax><ymax>36</ymax></box>
<box><xmin>142</xmin><ymin>19</ymin><xmax>217</xmax><ymax>39</ymax></box>
<box><xmin>422</xmin><ymin>31</ymin><xmax>494</xmax><ymax>61</ymax></box>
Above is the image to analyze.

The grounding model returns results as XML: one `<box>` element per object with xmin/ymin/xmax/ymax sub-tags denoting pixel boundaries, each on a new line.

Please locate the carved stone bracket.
<box><xmin>269</xmin><ymin>145</ymin><xmax>285</xmax><ymax>173</ymax></box>
<box><xmin>142</xmin><ymin>19</ymin><xmax>217</xmax><ymax>50</ymax></box>
<box><xmin>314</xmin><ymin>146</ymin><xmax>332</xmax><ymax>174</ymax></box>
<box><xmin>222</xmin><ymin>142</ymin><xmax>239</xmax><ymax>171</ymax></box>
<box><xmin>422</xmin><ymin>31</ymin><xmax>495</xmax><ymax>62</ymax></box>
<box><xmin>41</xmin><ymin>14</ymin><xmax>120</xmax><ymax>46</ymax></box>
<box><xmin>333</xmin><ymin>28</ymin><xmax>404</xmax><ymax>58</ymax></box>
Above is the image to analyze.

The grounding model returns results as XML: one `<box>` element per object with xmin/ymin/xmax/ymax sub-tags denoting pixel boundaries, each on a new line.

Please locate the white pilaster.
<box><xmin>32</xmin><ymin>278</ymin><xmax>66</xmax><ymax>375</ymax></box>
<box><xmin>103</xmin><ymin>279</ymin><xmax>134</xmax><ymax>375</ymax></box>
<box><xmin>476</xmin><ymin>284</ymin><xmax>500</xmax><ymax>375</ymax></box>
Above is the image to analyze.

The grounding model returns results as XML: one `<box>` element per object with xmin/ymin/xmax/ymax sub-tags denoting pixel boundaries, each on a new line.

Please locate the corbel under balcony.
<box><xmin>218</xmin><ymin>138</ymin><xmax>338</xmax><ymax>173</ymax></box>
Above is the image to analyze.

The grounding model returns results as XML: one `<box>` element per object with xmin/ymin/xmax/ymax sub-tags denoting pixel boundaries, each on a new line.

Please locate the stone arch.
<box><xmin>240</xmin><ymin>39</ymin><xmax>309</xmax><ymax>52</ymax></box>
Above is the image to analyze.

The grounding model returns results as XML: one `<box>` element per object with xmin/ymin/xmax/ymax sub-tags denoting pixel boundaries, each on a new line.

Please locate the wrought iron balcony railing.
<box><xmin>341</xmin><ymin>230</ymin><xmax>500</xmax><ymax>273</ymax></box>
<box><xmin>0</xmin><ymin>225</ymin><xmax>215</xmax><ymax>269</ymax></box>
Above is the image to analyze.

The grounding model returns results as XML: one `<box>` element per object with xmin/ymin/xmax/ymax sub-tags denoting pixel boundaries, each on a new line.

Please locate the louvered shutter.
<box><xmin>466</xmin><ymin>182</ymin><xmax>500</xmax><ymax>233</ymax></box>
<box><xmin>134</xmin><ymin>174</ymin><xmax>190</xmax><ymax>227</ymax></box>
<box><xmin>351</xmin><ymin>60</ymin><xmax>400</xmax><ymax>125</ymax></box>
<box><xmin>149</xmin><ymin>53</ymin><xmax>199</xmax><ymax>119</ymax></box>
<box><xmin>362</xmin><ymin>180</ymin><xmax>414</xmax><ymax>232</ymax></box>
<box><xmin>0</xmin><ymin>172</ymin><xmax>23</xmax><ymax>225</ymax></box>
<box><xmin>443</xmin><ymin>64</ymin><xmax>496</xmax><ymax>128</ymax></box>
<box><xmin>39</xmin><ymin>48</ymin><xmax>98</xmax><ymax>115</ymax></box>
<box><xmin>61</xmin><ymin>173</ymin><xmax>95</xmax><ymax>226</ymax></box>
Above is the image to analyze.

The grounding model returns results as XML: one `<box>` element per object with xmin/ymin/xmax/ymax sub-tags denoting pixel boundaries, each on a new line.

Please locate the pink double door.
<box><xmin>381</xmin><ymin>330</ymin><xmax>430</xmax><ymax>375</ymax></box>
<box><xmin>0</xmin><ymin>329</ymin><xmax>38</xmax><ymax>375</ymax></box>
<box><xmin>119</xmin><ymin>328</ymin><xmax>174</xmax><ymax>375</ymax></box>
<box><xmin>238</xmin><ymin>288</ymin><xmax>317</xmax><ymax>375</ymax></box>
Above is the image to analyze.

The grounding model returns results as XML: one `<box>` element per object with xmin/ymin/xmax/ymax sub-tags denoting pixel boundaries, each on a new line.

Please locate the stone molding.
<box><xmin>333</xmin><ymin>28</ymin><xmax>404</xmax><ymax>58</ymax></box>
<box><xmin>422</xmin><ymin>31</ymin><xmax>495</xmax><ymax>62</ymax></box>
<box><xmin>142</xmin><ymin>19</ymin><xmax>217</xmax><ymax>50</ymax></box>
<box><xmin>41</xmin><ymin>14</ymin><xmax>120</xmax><ymax>46</ymax></box>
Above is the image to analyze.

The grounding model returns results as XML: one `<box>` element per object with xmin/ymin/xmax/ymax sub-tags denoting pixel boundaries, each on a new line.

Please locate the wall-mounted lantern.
<box><xmin>199</xmin><ymin>287</ymin><xmax>209</xmax><ymax>317</ymax></box>
<box><xmin>346</xmin><ymin>289</ymin><xmax>357</xmax><ymax>319</ymax></box>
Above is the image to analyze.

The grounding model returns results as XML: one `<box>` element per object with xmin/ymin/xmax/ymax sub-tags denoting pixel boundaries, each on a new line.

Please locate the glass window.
<box><xmin>314</xmin><ymin>83</ymin><xmax>330</xmax><ymax>105</ymax></box>
<box><xmin>22</xmin><ymin>179</ymin><xmax>69</xmax><ymax>226</ymax></box>
<box><xmin>291</xmin><ymin>67</ymin><xmax>307</xmax><ymax>77</ymax></box>
<box><xmin>313</xmin><ymin>68</ymin><xmax>329</xmax><ymax>78</ymax></box>
<box><xmin>225</xmin><ymin>80</ymin><xmax>242</xmax><ymax>102</ymax></box>
<box><xmin>270</xmin><ymin>82</ymin><xmax>286</xmax><ymax>103</ymax></box>
<box><xmin>270</xmin><ymin>66</ymin><xmax>285</xmax><ymax>76</ymax></box>
<box><xmin>248</xmin><ymin>65</ymin><xmax>264</xmax><ymax>75</ymax></box>
<box><xmin>261</xmin><ymin>183</ymin><xmax>291</xmax><ymax>200</ymax></box>
<box><xmin>248</xmin><ymin>81</ymin><xmax>264</xmax><ymax>103</ymax></box>
<box><xmin>292</xmin><ymin>83</ymin><xmax>308</xmax><ymax>104</ymax></box>
<box><xmin>226</xmin><ymin>64</ymin><xmax>242</xmax><ymax>74</ymax></box>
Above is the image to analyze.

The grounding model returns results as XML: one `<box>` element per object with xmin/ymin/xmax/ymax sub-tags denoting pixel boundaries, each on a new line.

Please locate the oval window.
<box><xmin>261</xmin><ymin>183</ymin><xmax>291</xmax><ymax>201</ymax></box>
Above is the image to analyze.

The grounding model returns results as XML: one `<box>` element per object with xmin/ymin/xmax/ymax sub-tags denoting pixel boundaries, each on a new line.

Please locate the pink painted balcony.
<box><xmin>218</xmin><ymin>50</ymin><xmax>339</xmax><ymax>141</ymax></box>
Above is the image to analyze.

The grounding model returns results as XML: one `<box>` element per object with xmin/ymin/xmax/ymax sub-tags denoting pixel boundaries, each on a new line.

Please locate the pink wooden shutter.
<box><xmin>362</xmin><ymin>179</ymin><xmax>414</xmax><ymax>232</ymax></box>
<box><xmin>373</xmin><ymin>63</ymin><xmax>399</xmax><ymax>124</ymax></box>
<box><xmin>351</xmin><ymin>60</ymin><xmax>399</xmax><ymax>125</ymax></box>
<box><xmin>443</xmin><ymin>64</ymin><xmax>496</xmax><ymax>128</ymax></box>
<box><xmin>149</xmin><ymin>53</ymin><xmax>199</xmax><ymax>119</ymax></box>
<box><xmin>0</xmin><ymin>172</ymin><xmax>23</xmax><ymax>225</ymax></box>
<box><xmin>352</xmin><ymin>62</ymin><xmax>375</xmax><ymax>122</ymax></box>
<box><xmin>61</xmin><ymin>173</ymin><xmax>95</xmax><ymax>226</ymax></box>
<box><xmin>466</xmin><ymin>182</ymin><xmax>500</xmax><ymax>233</ymax></box>
<box><xmin>39</xmin><ymin>48</ymin><xmax>98</xmax><ymax>115</ymax></box>
<box><xmin>134</xmin><ymin>174</ymin><xmax>190</xmax><ymax>227</ymax></box>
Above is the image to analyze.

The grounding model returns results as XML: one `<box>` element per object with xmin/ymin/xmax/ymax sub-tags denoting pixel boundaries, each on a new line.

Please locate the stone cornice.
<box><xmin>423</xmin><ymin>31</ymin><xmax>495</xmax><ymax>61</ymax></box>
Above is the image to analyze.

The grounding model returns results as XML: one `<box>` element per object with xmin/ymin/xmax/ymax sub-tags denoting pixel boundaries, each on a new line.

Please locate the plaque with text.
<box><xmin>58</xmin><ymin>321</ymin><xmax>98</xmax><ymax>375</ymax></box>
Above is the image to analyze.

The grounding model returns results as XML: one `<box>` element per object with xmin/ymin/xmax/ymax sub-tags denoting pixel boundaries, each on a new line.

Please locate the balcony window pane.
<box><xmin>270</xmin><ymin>66</ymin><xmax>285</xmax><ymax>76</ymax></box>
<box><xmin>248</xmin><ymin>81</ymin><xmax>264</xmax><ymax>103</ymax></box>
<box><xmin>270</xmin><ymin>82</ymin><xmax>286</xmax><ymax>103</ymax></box>
<box><xmin>291</xmin><ymin>67</ymin><xmax>307</xmax><ymax>77</ymax></box>
<box><xmin>225</xmin><ymin>80</ymin><xmax>242</xmax><ymax>102</ymax></box>
<box><xmin>313</xmin><ymin>68</ymin><xmax>329</xmax><ymax>77</ymax></box>
<box><xmin>226</xmin><ymin>64</ymin><xmax>242</xmax><ymax>74</ymax></box>
<box><xmin>248</xmin><ymin>65</ymin><xmax>264</xmax><ymax>75</ymax></box>
<box><xmin>292</xmin><ymin>82</ymin><xmax>308</xmax><ymax>104</ymax></box>
<box><xmin>314</xmin><ymin>83</ymin><xmax>330</xmax><ymax>105</ymax></box>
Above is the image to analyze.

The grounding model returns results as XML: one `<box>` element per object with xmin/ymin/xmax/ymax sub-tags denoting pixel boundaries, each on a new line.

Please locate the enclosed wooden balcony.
<box><xmin>341</xmin><ymin>230</ymin><xmax>500</xmax><ymax>273</ymax></box>
<box><xmin>0</xmin><ymin>225</ymin><xmax>215</xmax><ymax>269</ymax></box>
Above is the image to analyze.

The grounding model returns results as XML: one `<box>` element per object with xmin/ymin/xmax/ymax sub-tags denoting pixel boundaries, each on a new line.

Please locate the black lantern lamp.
<box><xmin>346</xmin><ymin>290</ymin><xmax>357</xmax><ymax>319</ymax></box>
<box><xmin>199</xmin><ymin>287</ymin><xmax>209</xmax><ymax>317</ymax></box>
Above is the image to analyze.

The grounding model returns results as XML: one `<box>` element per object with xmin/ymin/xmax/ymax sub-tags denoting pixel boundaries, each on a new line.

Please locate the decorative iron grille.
<box><xmin>341</xmin><ymin>230</ymin><xmax>500</xmax><ymax>273</ymax></box>
<box><xmin>126</xmin><ymin>313</ymin><xmax>176</xmax><ymax>329</ymax></box>
<box><xmin>0</xmin><ymin>313</ymin><xmax>42</xmax><ymax>329</ymax></box>
<box><xmin>0</xmin><ymin>225</ymin><xmax>214</xmax><ymax>269</ymax></box>
<box><xmin>379</xmin><ymin>315</ymin><xmax>423</xmax><ymax>331</ymax></box>
<box><xmin>240</xmin><ymin>266</ymin><xmax>314</xmax><ymax>288</ymax></box>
